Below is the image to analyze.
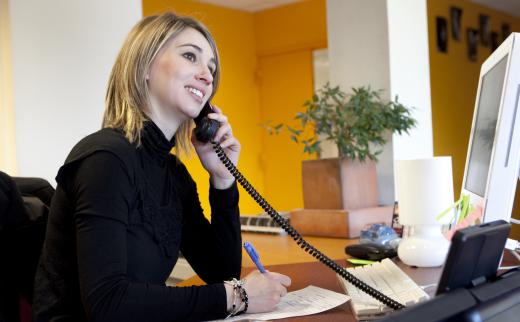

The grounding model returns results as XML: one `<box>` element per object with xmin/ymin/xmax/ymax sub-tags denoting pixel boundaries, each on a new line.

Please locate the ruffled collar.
<box><xmin>140</xmin><ymin>121</ymin><xmax>176</xmax><ymax>163</ymax></box>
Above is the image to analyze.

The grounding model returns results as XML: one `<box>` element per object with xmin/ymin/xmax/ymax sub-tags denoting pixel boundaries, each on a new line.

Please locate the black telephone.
<box><xmin>194</xmin><ymin>102</ymin><xmax>220</xmax><ymax>143</ymax></box>
<box><xmin>194</xmin><ymin>102</ymin><xmax>404</xmax><ymax>311</ymax></box>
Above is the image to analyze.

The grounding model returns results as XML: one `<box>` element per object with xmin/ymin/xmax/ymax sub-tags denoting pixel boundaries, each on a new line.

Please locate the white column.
<box><xmin>326</xmin><ymin>0</ymin><xmax>433</xmax><ymax>205</ymax></box>
<box><xmin>387</xmin><ymin>0</ymin><xmax>433</xmax><ymax>161</ymax></box>
<box><xmin>9</xmin><ymin>0</ymin><xmax>142</xmax><ymax>184</ymax></box>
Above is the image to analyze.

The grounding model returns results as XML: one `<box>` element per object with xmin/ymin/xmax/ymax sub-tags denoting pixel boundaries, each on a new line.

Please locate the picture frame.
<box><xmin>436</xmin><ymin>16</ymin><xmax>448</xmax><ymax>53</ymax></box>
<box><xmin>450</xmin><ymin>7</ymin><xmax>463</xmax><ymax>41</ymax></box>
<box><xmin>502</xmin><ymin>23</ymin><xmax>511</xmax><ymax>41</ymax></box>
<box><xmin>491</xmin><ymin>31</ymin><xmax>500</xmax><ymax>51</ymax></box>
<box><xmin>467</xmin><ymin>28</ymin><xmax>479</xmax><ymax>62</ymax></box>
<box><xmin>479</xmin><ymin>14</ymin><xmax>490</xmax><ymax>46</ymax></box>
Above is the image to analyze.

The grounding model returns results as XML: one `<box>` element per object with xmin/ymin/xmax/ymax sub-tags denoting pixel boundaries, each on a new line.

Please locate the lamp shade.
<box><xmin>396</xmin><ymin>157</ymin><xmax>454</xmax><ymax>225</ymax></box>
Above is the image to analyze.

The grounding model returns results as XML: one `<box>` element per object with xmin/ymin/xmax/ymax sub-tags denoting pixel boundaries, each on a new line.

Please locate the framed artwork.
<box><xmin>467</xmin><ymin>28</ymin><xmax>479</xmax><ymax>62</ymax></box>
<box><xmin>436</xmin><ymin>16</ymin><xmax>448</xmax><ymax>53</ymax></box>
<box><xmin>479</xmin><ymin>14</ymin><xmax>490</xmax><ymax>46</ymax></box>
<box><xmin>491</xmin><ymin>31</ymin><xmax>500</xmax><ymax>51</ymax></box>
<box><xmin>502</xmin><ymin>23</ymin><xmax>511</xmax><ymax>41</ymax></box>
<box><xmin>450</xmin><ymin>7</ymin><xmax>463</xmax><ymax>41</ymax></box>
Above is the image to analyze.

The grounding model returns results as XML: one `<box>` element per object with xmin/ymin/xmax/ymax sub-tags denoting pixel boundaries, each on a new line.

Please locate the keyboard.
<box><xmin>337</xmin><ymin>258</ymin><xmax>430</xmax><ymax>320</ymax></box>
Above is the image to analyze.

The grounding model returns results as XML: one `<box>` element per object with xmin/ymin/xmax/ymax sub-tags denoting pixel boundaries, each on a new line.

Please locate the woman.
<box><xmin>33</xmin><ymin>12</ymin><xmax>290</xmax><ymax>322</ymax></box>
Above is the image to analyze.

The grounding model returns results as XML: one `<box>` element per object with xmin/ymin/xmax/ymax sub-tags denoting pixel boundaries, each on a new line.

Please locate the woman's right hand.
<box><xmin>241</xmin><ymin>270</ymin><xmax>292</xmax><ymax>313</ymax></box>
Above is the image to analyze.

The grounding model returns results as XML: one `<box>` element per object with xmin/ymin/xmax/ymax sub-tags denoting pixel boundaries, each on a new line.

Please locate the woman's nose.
<box><xmin>196</xmin><ymin>66</ymin><xmax>213</xmax><ymax>85</ymax></box>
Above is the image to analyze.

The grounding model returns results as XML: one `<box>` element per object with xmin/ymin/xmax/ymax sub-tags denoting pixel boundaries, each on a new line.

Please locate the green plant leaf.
<box><xmin>287</xmin><ymin>126</ymin><xmax>302</xmax><ymax>136</ymax></box>
<box><xmin>259</xmin><ymin>83</ymin><xmax>417</xmax><ymax>160</ymax></box>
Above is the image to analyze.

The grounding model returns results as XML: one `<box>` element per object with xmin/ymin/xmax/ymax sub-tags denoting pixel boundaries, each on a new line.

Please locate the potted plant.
<box><xmin>265</xmin><ymin>83</ymin><xmax>416</xmax><ymax>210</ymax></box>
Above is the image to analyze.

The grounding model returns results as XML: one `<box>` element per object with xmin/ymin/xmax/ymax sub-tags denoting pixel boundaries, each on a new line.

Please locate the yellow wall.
<box><xmin>256</xmin><ymin>50</ymin><xmax>316</xmax><ymax>210</ymax></box>
<box><xmin>427</xmin><ymin>0</ymin><xmax>520</xmax><ymax>238</ymax></box>
<box><xmin>254</xmin><ymin>0</ymin><xmax>327</xmax><ymax>57</ymax></box>
<box><xmin>254</xmin><ymin>0</ymin><xmax>327</xmax><ymax>210</ymax></box>
<box><xmin>143</xmin><ymin>0</ymin><xmax>264</xmax><ymax>215</ymax></box>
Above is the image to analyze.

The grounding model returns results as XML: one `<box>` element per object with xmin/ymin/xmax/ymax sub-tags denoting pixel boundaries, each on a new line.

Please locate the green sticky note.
<box><xmin>347</xmin><ymin>258</ymin><xmax>375</xmax><ymax>265</ymax></box>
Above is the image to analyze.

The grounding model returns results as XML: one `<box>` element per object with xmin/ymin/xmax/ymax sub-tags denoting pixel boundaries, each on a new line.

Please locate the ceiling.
<box><xmin>194</xmin><ymin>0</ymin><xmax>302</xmax><ymax>12</ymax></box>
<box><xmin>195</xmin><ymin>0</ymin><xmax>520</xmax><ymax>17</ymax></box>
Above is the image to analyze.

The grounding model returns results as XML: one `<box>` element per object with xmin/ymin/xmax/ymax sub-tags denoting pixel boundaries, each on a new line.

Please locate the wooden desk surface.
<box><xmin>181</xmin><ymin>257</ymin><xmax>442</xmax><ymax>321</ymax></box>
<box><xmin>178</xmin><ymin>232</ymin><xmax>353</xmax><ymax>287</ymax></box>
<box><xmin>179</xmin><ymin>232</ymin><xmax>441</xmax><ymax>321</ymax></box>
<box><xmin>179</xmin><ymin>233</ymin><xmax>517</xmax><ymax>321</ymax></box>
<box><xmin>240</xmin><ymin>232</ymin><xmax>355</xmax><ymax>267</ymax></box>
<box><xmin>254</xmin><ymin>260</ymin><xmax>441</xmax><ymax>322</ymax></box>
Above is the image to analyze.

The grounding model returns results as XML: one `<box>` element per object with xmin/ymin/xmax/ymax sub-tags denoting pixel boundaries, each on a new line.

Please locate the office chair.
<box><xmin>0</xmin><ymin>172</ymin><xmax>53</xmax><ymax>322</ymax></box>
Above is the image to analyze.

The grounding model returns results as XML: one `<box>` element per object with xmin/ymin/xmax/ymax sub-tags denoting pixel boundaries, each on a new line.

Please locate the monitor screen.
<box><xmin>464</xmin><ymin>55</ymin><xmax>508</xmax><ymax>197</ymax></box>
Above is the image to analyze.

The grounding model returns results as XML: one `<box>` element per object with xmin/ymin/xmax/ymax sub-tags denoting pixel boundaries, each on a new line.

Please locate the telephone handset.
<box><xmin>194</xmin><ymin>102</ymin><xmax>220</xmax><ymax>143</ymax></box>
<box><xmin>194</xmin><ymin>102</ymin><xmax>404</xmax><ymax>311</ymax></box>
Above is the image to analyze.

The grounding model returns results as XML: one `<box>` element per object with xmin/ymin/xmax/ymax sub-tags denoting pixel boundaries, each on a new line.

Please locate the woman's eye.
<box><xmin>182</xmin><ymin>52</ymin><xmax>196</xmax><ymax>62</ymax></box>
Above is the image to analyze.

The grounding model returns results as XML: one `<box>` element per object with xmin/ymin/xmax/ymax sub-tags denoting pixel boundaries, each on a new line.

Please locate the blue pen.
<box><xmin>243</xmin><ymin>242</ymin><xmax>266</xmax><ymax>273</ymax></box>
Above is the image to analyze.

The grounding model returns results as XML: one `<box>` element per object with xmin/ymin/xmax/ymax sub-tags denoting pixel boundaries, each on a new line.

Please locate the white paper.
<box><xmin>209</xmin><ymin>285</ymin><xmax>350</xmax><ymax>321</ymax></box>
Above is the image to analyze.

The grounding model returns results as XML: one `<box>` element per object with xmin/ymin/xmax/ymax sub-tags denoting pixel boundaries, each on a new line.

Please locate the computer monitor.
<box><xmin>461</xmin><ymin>32</ymin><xmax>520</xmax><ymax>223</ymax></box>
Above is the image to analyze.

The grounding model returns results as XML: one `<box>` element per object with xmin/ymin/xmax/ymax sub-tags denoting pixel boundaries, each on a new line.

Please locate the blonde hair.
<box><xmin>103</xmin><ymin>12</ymin><xmax>220</xmax><ymax>154</ymax></box>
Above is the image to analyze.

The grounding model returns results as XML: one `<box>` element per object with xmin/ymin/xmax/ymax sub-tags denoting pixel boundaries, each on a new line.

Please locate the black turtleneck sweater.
<box><xmin>33</xmin><ymin>122</ymin><xmax>242</xmax><ymax>322</ymax></box>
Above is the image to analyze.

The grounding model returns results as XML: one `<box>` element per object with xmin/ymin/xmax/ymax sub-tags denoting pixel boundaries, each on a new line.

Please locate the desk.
<box><xmin>181</xmin><ymin>258</ymin><xmax>442</xmax><ymax>321</ymax></box>
<box><xmin>179</xmin><ymin>232</ymin><xmax>443</xmax><ymax>321</ymax></box>
<box><xmin>180</xmin><ymin>233</ymin><xmax>517</xmax><ymax>321</ymax></box>
<box><xmin>239</xmin><ymin>232</ymin><xmax>356</xmax><ymax>267</ymax></box>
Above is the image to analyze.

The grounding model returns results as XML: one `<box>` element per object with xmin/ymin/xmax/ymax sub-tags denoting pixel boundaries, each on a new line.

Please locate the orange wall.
<box><xmin>254</xmin><ymin>0</ymin><xmax>327</xmax><ymax>210</ymax></box>
<box><xmin>254</xmin><ymin>0</ymin><xmax>327</xmax><ymax>56</ymax></box>
<box><xmin>256</xmin><ymin>50</ymin><xmax>316</xmax><ymax>210</ymax></box>
<box><xmin>143</xmin><ymin>0</ymin><xmax>264</xmax><ymax>215</ymax></box>
<box><xmin>427</xmin><ymin>0</ymin><xmax>520</xmax><ymax>238</ymax></box>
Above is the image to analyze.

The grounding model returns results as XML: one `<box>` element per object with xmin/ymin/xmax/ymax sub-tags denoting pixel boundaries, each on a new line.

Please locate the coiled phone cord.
<box><xmin>212</xmin><ymin>142</ymin><xmax>405</xmax><ymax>311</ymax></box>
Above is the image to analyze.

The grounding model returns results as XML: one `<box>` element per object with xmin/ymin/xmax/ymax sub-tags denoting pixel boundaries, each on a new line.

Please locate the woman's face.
<box><xmin>147</xmin><ymin>27</ymin><xmax>216</xmax><ymax>123</ymax></box>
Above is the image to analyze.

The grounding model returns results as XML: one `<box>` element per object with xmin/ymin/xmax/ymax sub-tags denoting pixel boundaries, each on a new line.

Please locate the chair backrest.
<box><xmin>12</xmin><ymin>177</ymin><xmax>54</xmax><ymax>212</ymax></box>
<box><xmin>0</xmin><ymin>172</ymin><xmax>54</xmax><ymax>322</ymax></box>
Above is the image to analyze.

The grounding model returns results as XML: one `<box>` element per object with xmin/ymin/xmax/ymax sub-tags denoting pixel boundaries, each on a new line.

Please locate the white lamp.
<box><xmin>396</xmin><ymin>157</ymin><xmax>454</xmax><ymax>267</ymax></box>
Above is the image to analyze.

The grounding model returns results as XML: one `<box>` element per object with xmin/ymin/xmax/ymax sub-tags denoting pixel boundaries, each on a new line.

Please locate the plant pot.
<box><xmin>301</xmin><ymin>158</ymin><xmax>379</xmax><ymax>210</ymax></box>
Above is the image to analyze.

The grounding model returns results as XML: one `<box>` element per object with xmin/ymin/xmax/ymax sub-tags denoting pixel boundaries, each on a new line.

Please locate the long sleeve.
<box><xmin>72</xmin><ymin>152</ymin><xmax>228</xmax><ymax>322</ymax></box>
<box><xmin>179</xmin><ymin>173</ymin><xmax>242</xmax><ymax>283</ymax></box>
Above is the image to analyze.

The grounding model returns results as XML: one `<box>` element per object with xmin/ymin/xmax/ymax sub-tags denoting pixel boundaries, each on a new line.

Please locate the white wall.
<box><xmin>327</xmin><ymin>0</ymin><xmax>391</xmax><ymax>93</ymax></box>
<box><xmin>9</xmin><ymin>0</ymin><xmax>142</xmax><ymax>184</ymax></box>
<box><xmin>387</xmin><ymin>0</ymin><xmax>433</xmax><ymax>161</ymax></box>
<box><xmin>327</xmin><ymin>0</ymin><xmax>395</xmax><ymax>205</ymax></box>
<box><xmin>326</xmin><ymin>0</ymin><xmax>433</xmax><ymax>205</ymax></box>
<box><xmin>312</xmin><ymin>48</ymin><xmax>339</xmax><ymax>158</ymax></box>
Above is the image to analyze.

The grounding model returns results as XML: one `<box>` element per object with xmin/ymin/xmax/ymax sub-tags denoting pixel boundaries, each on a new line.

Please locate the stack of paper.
<box><xmin>209</xmin><ymin>285</ymin><xmax>350</xmax><ymax>321</ymax></box>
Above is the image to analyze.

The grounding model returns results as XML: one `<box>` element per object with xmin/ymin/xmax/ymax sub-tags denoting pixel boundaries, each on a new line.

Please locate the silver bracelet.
<box><xmin>224</xmin><ymin>278</ymin><xmax>247</xmax><ymax>317</ymax></box>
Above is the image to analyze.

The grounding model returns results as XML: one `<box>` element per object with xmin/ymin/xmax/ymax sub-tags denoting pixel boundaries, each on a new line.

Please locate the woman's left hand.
<box><xmin>191</xmin><ymin>105</ymin><xmax>241</xmax><ymax>189</ymax></box>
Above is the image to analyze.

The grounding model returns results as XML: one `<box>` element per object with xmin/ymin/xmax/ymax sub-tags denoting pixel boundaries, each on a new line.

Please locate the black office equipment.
<box><xmin>380</xmin><ymin>220</ymin><xmax>516</xmax><ymax>322</ymax></box>
<box><xmin>465</xmin><ymin>268</ymin><xmax>520</xmax><ymax>321</ymax></box>
<box><xmin>345</xmin><ymin>243</ymin><xmax>397</xmax><ymax>261</ymax></box>
<box><xmin>380</xmin><ymin>288</ymin><xmax>477</xmax><ymax>322</ymax></box>
<box><xmin>194</xmin><ymin>101</ymin><xmax>220</xmax><ymax>143</ymax></box>
<box><xmin>436</xmin><ymin>220</ymin><xmax>510</xmax><ymax>295</ymax></box>
<box><xmin>381</xmin><ymin>268</ymin><xmax>520</xmax><ymax>322</ymax></box>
